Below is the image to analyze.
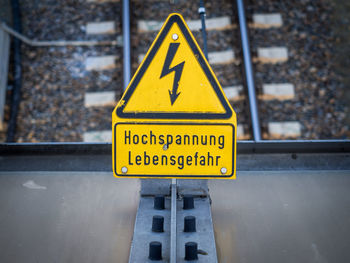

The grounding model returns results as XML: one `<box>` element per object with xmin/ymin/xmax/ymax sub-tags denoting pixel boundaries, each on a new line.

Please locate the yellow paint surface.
<box><xmin>113</xmin><ymin>123</ymin><xmax>235</xmax><ymax>178</ymax></box>
<box><xmin>124</xmin><ymin>17</ymin><xmax>225</xmax><ymax>113</ymax></box>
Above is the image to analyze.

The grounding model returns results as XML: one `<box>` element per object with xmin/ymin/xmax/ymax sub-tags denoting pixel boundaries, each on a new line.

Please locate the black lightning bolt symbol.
<box><xmin>160</xmin><ymin>43</ymin><xmax>185</xmax><ymax>105</ymax></box>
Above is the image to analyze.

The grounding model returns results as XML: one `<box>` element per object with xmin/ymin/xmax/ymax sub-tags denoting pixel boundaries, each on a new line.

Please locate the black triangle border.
<box><xmin>117</xmin><ymin>14</ymin><xmax>233</xmax><ymax>120</ymax></box>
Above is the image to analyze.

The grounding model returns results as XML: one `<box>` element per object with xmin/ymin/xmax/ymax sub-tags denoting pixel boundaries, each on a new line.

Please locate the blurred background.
<box><xmin>0</xmin><ymin>0</ymin><xmax>349</xmax><ymax>143</ymax></box>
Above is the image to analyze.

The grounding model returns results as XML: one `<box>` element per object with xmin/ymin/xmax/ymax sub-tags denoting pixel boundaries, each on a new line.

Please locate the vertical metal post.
<box><xmin>236</xmin><ymin>0</ymin><xmax>262</xmax><ymax>141</ymax></box>
<box><xmin>122</xmin><ymin>0</ymin><xmax>131</xmax><ymax>90</ymax></box>
<box><xmin>170</xmin><ymin>179</ymin><xmax>177</xmax><ymax>263</ymax></box>
<box><xmin>199</xmin><ymin>0</ymin><xmax>208</xmax><ymax>60</ymax></box>
<box><xmin>6</xmin><ymin>0</ymin><xmax>22</xmax><ymax>142</ymax></box>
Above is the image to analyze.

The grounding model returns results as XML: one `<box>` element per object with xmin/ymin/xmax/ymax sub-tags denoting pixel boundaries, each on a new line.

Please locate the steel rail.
<box><xmin>1</xmin><ymin>140</ymin><xmax>349</xmax><ymax>155</ymax></box>
<box><xmin>236</xmin><ymin>0</ymin><xmax>261</xmax><ymax>141</ymax></box>
<box><xmin>6</xmin><ymin>0</ymin><xmax>22</xmax><ymax>143</ymax></box>
<box><xmin>122</xmin><ymin>0</ymin><xmax>131</xmax><ymax>90</ymax></box>
<box><xmin>1</xmin><ymin>141</ymin><xmax>349</xmax><ymax>172</ymax></box>
<box><xmin>199</xmin><ymin>0</ymin><xmax>208</xmax><ymax>60</ymax></box>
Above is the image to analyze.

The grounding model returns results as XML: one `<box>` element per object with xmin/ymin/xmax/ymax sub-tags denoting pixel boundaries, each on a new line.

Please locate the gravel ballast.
<box><xmin>8</xmin><ymin>0</ymin><xmax>349</xmax><ymax>142</ymax></box>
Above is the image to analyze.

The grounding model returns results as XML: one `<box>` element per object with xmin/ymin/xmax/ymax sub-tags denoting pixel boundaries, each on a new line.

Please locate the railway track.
<box><xmin>132</xmin><ymin>0</ymin><xmax>300</xmax><ymax>141</ymax></box>
<box><xmin>5</xmin><ymin>0</ymin><xmax>348</xmax><ymax>142</ymax></box>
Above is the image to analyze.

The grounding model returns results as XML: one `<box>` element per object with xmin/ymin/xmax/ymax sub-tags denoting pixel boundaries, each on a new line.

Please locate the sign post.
<box><xmin>112</xmin><ymin>13</ymin><xmax>237</xmax><ymax>179</ymax></box>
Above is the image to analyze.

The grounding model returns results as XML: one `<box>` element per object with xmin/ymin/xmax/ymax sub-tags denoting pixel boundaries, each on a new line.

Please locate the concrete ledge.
<box><xmin>86</xmin><ymin>55</ymin><xmax>116</xmax><ymax>71</ymax></box>
<box><xmin>268</xmin><ymin>121</ymin><xmax>301</xmax><ymax>138</ymax></box>
<box><xmin>83</xmin><ymin>130</ymin><xmax>112</xmax><ymax>142</ymax></box>
<box><xmin>84</xmin><ymin>91</ymin><xmax>116</xmax><ymax>107</ymax></box>
<box><xmin>138</xmin><ymin>16</ymin><xmax>234</xmax><ymax>32</ymax></box>
<box><xmin>257</xmin><ymin>47</ymin><xmax>288</xmax><ymax>63</ymax></box>
<box><xmin>260</xmin><ymin>83</ymin><xmax>295</xmax><ymax>100</ymax></box>
<box><xmin>86</xmin><ymin>21</ymin><xmax>116</xmax><ymax>35</ymax></box>
<box><xmin>252</xmin><ymin>13</ymin><xmax>283</xmax><ymax>28</ymax></box>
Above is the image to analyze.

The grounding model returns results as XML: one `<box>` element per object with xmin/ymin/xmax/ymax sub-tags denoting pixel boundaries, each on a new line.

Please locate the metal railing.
<box><xmin>236</xmin><ymin>0</ymin><xmax>261</xmax><ymax>141</ymax></box>
<box><xmin>122</xmin><ymin>0</ymin><xmax>131</xmax><ymax>90</ymax></box>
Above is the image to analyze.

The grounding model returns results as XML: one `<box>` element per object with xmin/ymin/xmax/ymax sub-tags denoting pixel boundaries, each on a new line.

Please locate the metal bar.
<box><xmin>236</xmin><ymin>140</ymin><xmax>350</xmax><ymax>153</ymax></box>
<box><xmin>0</xmin><ymin>23</ymin><xmax>120</xmax><ymax>47</ymax></box>
<box><xmin>1</xmin><ymin>141</ymin><xmax>350</xmax><ymax>172</ymax></box>
<box><xmin>0</xmin><ymin>27</ymin><xmax>10</xmax><ymax>130</ymax></box>
<box><xmin>122</xmin><ymin>0</ymin><xmax>131</xmax><ymax>90</ymax></box>
<box><xmin>6</xmin><ymin>0</ymin><xmax>22</xmax><ymax>142</ymax></box>
<box><xmin>1</xmin><ymin>152</ymin><xmax>349</xmax><ymax>172</ymax></box>
<box><xmin>236</xmin><ymin>0</ymin><xmax>261</xmax><ymax>141</ymax></box>
<box><xmin>1</xmin><ymin>140</ymin><xmax>350</xmax><ymax>155</ymax></box>
<box><xmin>170</xmin><ymin>179</ymin><xmax>177</xmax><ymax>263</ymax></box>
<box><xmin>199</xmin><ymin>0</ymin><xmax>208</xmax><ymax>60</ymax></box>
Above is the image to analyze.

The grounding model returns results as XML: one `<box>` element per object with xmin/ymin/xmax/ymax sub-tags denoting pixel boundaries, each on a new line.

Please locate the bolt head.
<box><xmin>163</xmin><ymin>144</ymin><xmax>168</xmax><ymax>150</ymax></box>
<box><xmin>221</xmin><ymin>167</ymin><xmax>227</xmax><ymax>174</ymax></box>
<box><xmin>172</xmin><ymin>33</ymin><xmax>178</xmax><ymax>40</ymax></box>
<box><xmin>121</xmin><ymin>166</ymin><xmax>128</xmax><ymax>174</ymax></box>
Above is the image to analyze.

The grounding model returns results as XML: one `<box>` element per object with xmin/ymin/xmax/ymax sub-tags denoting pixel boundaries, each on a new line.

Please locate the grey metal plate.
<box><xmin>176</xmin><ymin>197</ymin><xmax>218</xmax><ymax>263</ymax></box>
<box><xmin>0</xmin><ymin>172</ymin><xmax>139</xmax><ymax>263</ymax></box>
<box><xmin>129</xmin><ymin>197</ymin><xmax>171</xmax><ymax>263</ymax></box>
<box><xmin>210</xmin><ymin>170</ymin><xmax>350</xmax><ymax>263</ymax></box>
<box><xmin>129</xmin><ymin>196</ymin><xmax>218</xmax><ymax>263</ymax></box>
<box><xmin>140</xmin><ymin>179</ymin><xmax>209</xmax><ymax>196</ymax></box>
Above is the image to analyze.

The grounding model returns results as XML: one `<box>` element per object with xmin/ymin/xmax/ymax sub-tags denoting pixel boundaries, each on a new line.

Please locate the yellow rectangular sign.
<box><xmin>113</xmin><ymin>123</ymin><xmax>236</xmax><ymax>179</ymax></box>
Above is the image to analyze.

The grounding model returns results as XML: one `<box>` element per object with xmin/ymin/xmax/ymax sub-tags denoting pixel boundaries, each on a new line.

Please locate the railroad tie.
<box><xmin>86</xmin><ymin>0</ymin><xmax>119</xmax><ymax>3</ymax></box>
<box><xmin>268</xmin><ymin>121</ymin><xmax>301</xmax><ymax>139</ymax></box>
<box><xmin>256</xmin><ymin>47</ymin><xmax>288</xmax><ymax>63</ymax></box>
<box><xmin>260</xmin><ymin>83</ymin><xmax>295</xmax><ymax>101</ymax></box>
<box><xmin>83</xmin><ymin>130</ymin><xmax>112</xmax><ymax>142</ymax></box>
<box><xmin>86</xmin><ymin>21</ymin><xmax>116</xmax><ymax>35</ymax></box>
<box><xmin>138</xmin><ymin>49</ymin><xmax>235</xmax><ymax>65</ymax></box>
<box><xmin>237</xmin><ymin>124</ymin><xmax>248</xmax><ymax>140</ymax></box>
<box><xmin>85</xmin><ymin>55</ymin><xmax>117</xmax><ymax>71</ymax></box>
<box><xmin>83</xmin><ymin>19</ymin><xmax>117</xmax><ymax>142</ymax></box>
<box><xmin>223</xmin><ymin>85</ymin><xmax>243</xmax><ymax>101</ymax></box>
<box><xmin>251</xmin><ymin>13</ymin><xmax>283</xmax><ymax>29</ymax></box>
<box><xmin>139</xmin><ymin>14</ymin><xmax>283</xmax><ymax>32</ymax></box>
<box><xmin>138</xmin><ymin>16</ymin><xmax>235</xmax><ymax>32</ymax></box>
<box><xmin>84</xmin><ymin>91</ymin><xmax>116</xmax><ymax>107</ymax></box>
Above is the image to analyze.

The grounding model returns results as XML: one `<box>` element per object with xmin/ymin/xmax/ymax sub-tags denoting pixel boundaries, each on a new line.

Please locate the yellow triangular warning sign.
<box><xmin>116</xmin><ymin>13</ymin><xmax>234</xmax><ymax>120</ymax></box>
<box><xmin>112</xmin><ymin>13</ymin><xmax>237</xmax><ymax>179</ymax></box>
